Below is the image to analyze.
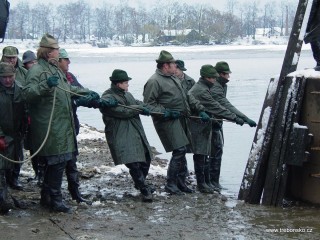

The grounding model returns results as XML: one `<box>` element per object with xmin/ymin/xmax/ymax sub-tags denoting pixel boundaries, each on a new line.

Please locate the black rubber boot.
<box><xmin>0</xmin><ymin>170</ymin><xmax>12</xmax><ymax>214</ymax></box>
<box><xmin>6</xmin><ymin>167</ymin><xmax>23</xmax><ymax>191</ymax></box>
<box><xmin>165</xmin><ymin>147</ymin><xmax>187</xmax><ymax>195</ymax></box>
<box><xmin>210</xmin><ymin>129</ymin><xmax>225</xmax><ymax>190</ymax></box>
<box><xmin>66</xmin><ymin>158</ymin><xmax>92</xmax><ymax>205</ymax></box>
<box><xmin>127</xmin><ymin>162</ymin><xmax>153</xmax><ymax>202</ymax></box>
<box><xmin>31</xmin><ymin>154</ymin><xmax>39</xmax><ymax>180</ymax></box>
<box><xmin>44</xmin><ymin>161</ymin><xmax>71</xmax><ymax>213</ymax></box>
<box><xmin>137</xmin><ymin>153</ymin><xmax>155</xmax><ymax>193</ymax></box>
<box><xmin>205</xmin><ymin>157</ymin><xmax>220</xmax><ymax>193</ymax></box>
<box><xmin>37</xmin><ymin>159</ymin><xmax>45</xmax><ymax>187</ymax></box>
<box><xmin>40</xmin><ymin>184</ymin><xmax>51</xmax><ymax>208</ymax></box>
<box><xmin>177</xmin><ymin>156</ymin><xmax>194</xmax><ymax>193</ymax></box>
<box><xmin>193</xmin><ymin>155</ymin><xmax>214</xmax><ymax>194</ymax></box>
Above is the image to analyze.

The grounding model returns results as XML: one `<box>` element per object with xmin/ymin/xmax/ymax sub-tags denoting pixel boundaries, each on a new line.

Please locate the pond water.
<box><xmin>69</xmin><ymin>45</ymin><xmax>314</xmax><ymax>197</ymax></box>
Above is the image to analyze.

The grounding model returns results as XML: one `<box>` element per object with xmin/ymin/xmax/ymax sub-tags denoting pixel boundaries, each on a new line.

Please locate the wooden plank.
<box><xmin>238</xmin><ymin>0</ymin><xmax>312</xmax><ymax>204</ymax></box>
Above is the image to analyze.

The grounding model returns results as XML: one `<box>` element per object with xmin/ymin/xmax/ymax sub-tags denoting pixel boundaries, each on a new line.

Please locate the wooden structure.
<box><xmin>238</xmin><ymin>0</ymin><xmax>320</xmax><ymax>206</ymax></box>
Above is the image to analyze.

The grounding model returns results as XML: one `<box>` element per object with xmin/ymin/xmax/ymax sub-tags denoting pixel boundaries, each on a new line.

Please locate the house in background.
<box><xmin>157</xmin><ymin>29</ymin><xmax>203</xmax><ymax>45</ymax></box>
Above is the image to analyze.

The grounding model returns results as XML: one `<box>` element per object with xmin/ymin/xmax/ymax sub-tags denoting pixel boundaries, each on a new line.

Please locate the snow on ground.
<box><xmin>2</xmin><ymin>36</ymin><xmax>312</xmax><ymax>57</ymax></box>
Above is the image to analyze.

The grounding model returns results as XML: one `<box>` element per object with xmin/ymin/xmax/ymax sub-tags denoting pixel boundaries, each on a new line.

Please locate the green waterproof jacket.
<box><xmin>100</xmin><ymin>84</ymin><xmax>152</xmax><ymax>165</ymax></box>
<box><xmin>189</xmin><ymin>78</ymin><xmax>238</xmax><ymax>155</ymax></box>
<box><xmin>15</xmin><ymin>66</ymin><xmax>27</xmax><ymax>86</ymax></box>
<box><xmin>22</xmin><ymin>58</ymin><xmax>92</xmax><ymax>157</ymax></box>
<box><xmin>0</xmin><ymin>82</ymin><xmax>26</xmax><ymax>169</ymax></box>
<box><xmin>211</xmin><ymin>77</ymin><xmax>248</xmax><ymax>119</ymax></box>
<box><xmin>179</xmin><ymin>73</ymin><xmax>195</xmax><ymax>94</ymax></box>
<box><xmin>143</xmin><ymin>69</ymin><xmax>205</xmax><ymax>152</ymax></box>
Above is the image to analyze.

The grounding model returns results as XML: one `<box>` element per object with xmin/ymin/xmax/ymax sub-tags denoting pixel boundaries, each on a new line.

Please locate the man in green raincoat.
<box><xmin>0</xmin><ymin>62</ymin><xmax>27</xmax><ymax>214</ymax></box>
<box><xmin>100</xmin><ymin>69</ymin><xmax>153</xmax><ymax>202</ymax></box>
<box><xmin>23</xmin><ymin>33</ymin><xmax>100</xmax><ymax>213</ymax></box>
<box><xmin>209</xmin><ymin>61</ymin><xmax>256</xmax><ymax>191</ymax></box>
<box><xmin>143</xmin><ymin>50</ymin><xmax>210</xmax><ymax>195</ymax></box>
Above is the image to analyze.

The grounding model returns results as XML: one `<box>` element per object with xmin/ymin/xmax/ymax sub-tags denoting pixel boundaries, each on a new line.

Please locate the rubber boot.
<box><xmin>40</xmin><ymin>184</ymin><xmax>51</xmax><ymax>208</ymax></box>
<box><xmin>165</xmin><ymin>147</ymin><xmax>186</xmax><ymax>195</ymax></box>
<box><xmin>127</xmin><ymin>162</ymin><xmax>153</xmax><ymax>202</ymax></box>
<box><xmin>37</xmin><ymin>159</ymin><xmax>45</xmax><ymax>187</ymax></box>
<box><xmin>31</xmin><ymin>153</ymin><xmax>39</xmax><ymax>180</ymax></box>
<box><xmin>177</xmin><ymin>156</ymin><xmax>194</xmax><ymax>193</ymax></box>
<box><xmin>205</xmin><ymin>157</ymin><xmax>220</xmax><ymax>193</ymax></box>
<box><xmin>66</xmin><ymin>158</ymin><xmax>92</xmax><ymax>205</ymax></box>
<box><xmin>0</xmin><ymin>170</ymin><xmax>12</xmax><ymax>214</ymax></box>
<box><xmin>210</xmin><ymin>129</ymin><xmax>225</xmax><ymax>190</ymax></box>
<box><xmin>6</xmin><ymin>167</ymin><xmax>23</xmax><ymax>190</ymax></box>
<box><xmin>138</xmin><ymin>153</ymin><xmax>155</xmax><ymax>193</ymax></box>
<box><xmin>193</xmin><ymin>154</ymin><xmax>214</xmax><ymax>194</ymax></box>
<box><xmin>44</xmin><ymin>161</ymin><xmax>71</xmax><ymax>213</ymax></box>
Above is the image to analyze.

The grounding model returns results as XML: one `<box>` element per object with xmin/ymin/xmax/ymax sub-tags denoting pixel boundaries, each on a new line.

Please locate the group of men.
<box><xmin>0</xmin><ymin>33</ymin><xmax>258</xmax><ymax>214</ymax></box>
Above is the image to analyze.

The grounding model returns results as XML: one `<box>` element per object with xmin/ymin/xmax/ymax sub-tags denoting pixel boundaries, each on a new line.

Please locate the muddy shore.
<box><xmin>0</xmin><ymin>125</ymin><xmax>319</xmax><ymax>240</ymax></box>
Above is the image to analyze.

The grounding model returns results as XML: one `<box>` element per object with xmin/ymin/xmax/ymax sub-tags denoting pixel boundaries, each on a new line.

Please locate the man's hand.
<box><xmin>0</xmin><ymin>137</ymin><xmax>6</xmax><ymax>151</ymax></box>
<box><xmin>199</xmin><ymin>111</ymin><xmax>210</xmax><ymax>122</ymax></box>
<box><xmin>47</xmin><ymin>75</ymin><xmax>59</xmax><ymax>88</ymax></box>
<box><xmin>244</xmin><ymin>117</ymin><xmax>257</xmax><ymax>127</ymax></box>
<box><xmin>234</xmin><ymin>117</ymin><xmax>245</xmax><ymax>126</ymax></box>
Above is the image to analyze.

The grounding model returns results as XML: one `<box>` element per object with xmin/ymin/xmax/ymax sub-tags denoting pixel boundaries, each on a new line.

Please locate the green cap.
<box><xmin>109</xmin><ymin>69</ymin><xmax>132</xmax><ymax>82</ymax></box>
<box><xmin>156</xmin><ymin>50</ymin><xmax>175</xmax><ymax>63</ymax></box>
<box><xmin>2</xmin><ymin>46</ymin><xmax>19</xmax><ymax>57</ymax></box>
<box><xmin>0</xmin><ymin>62</ymin><xmax>15</xmax><ymax>77</ymax></box>
<box><xmin>200</xmin><ymin>64</ymin><xmax>219</xmax><ymax>78</ymax></box>
<box><xmin>175</xmin><ymin>60</ymin><xmax>187</xmax><ymax>71</ymax></box>
<box><xmin>39</xmin><ymin>33</ymin><xmax>59</xmax><ymax>49</ymax></box>
<box><xmin>215</xmin><ymin>61</ymin><xmax>232</xmax><ymax>73</ymax></box>
<box><xmin>59</xmin><ymin>48</ymin><xmax>69</xmax><ymax>59</ymax></box>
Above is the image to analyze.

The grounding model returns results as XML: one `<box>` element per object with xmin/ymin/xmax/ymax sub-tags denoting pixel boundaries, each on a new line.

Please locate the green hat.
<box><xmin>215</xmin><ymin>61</ymin><xmax>232</xmax><ymax>73</ymax></box>
<box><xmin>39</xmin><ymin>33</ymin><xmax>59</xmax><ymax>49</ymax></box>
<box><xmin>22</xmin><ymin>50</ymin><xmax>36</xmax><ymax>63</ymax></box>
<box><xmin>200</xmin><ymin>64</ymin><xmax>219</xmax><ymax>78</ymax></box>
<box><xmin>175</xmin><ymin>60</ymin><xmax>187</xmax><ymax>71</ymax></box>
<box><xmin>0</xmin><ymin>62</ymin><xmax>15</xmax><ymax>77</ymax></box>
<box><xmin>2</xmin><ymin>46</ymin><xmax>19</xmax><ymax>57</ymax></box>
<box><xmin>109</xmin><ymin>69</ymin><xmax>132</xmax><ymax>82</ymax></box>
<box><xmin>156</xmin><ymin>50</ymin><xmax>175</xmax><ymax>63</ymax></box>
<box><xmin>59</xmin><ymin>48</ymin><xmax>69</xmax><ymax>59</ymax></box>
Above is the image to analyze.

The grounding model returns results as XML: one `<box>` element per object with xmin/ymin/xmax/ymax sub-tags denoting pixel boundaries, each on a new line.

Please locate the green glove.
<box><xmin>163</xmin><ymin>109</ymin><xmax>171</xmax><ymax>120</ymax></box>
<box><xmin>75</xmin><ymin>96</ymin><xmax>92</xmax><ymax>107</ymax></box>
<box><xmin>199</xmin><ymin>111</ymin><xmax>210</xmax><ymax>122</ymax></box>
<box><xmin>245</xmin><ymin>118</ymin><xmax>257</xmax><ymax>127</ymax></box>
<box><xmin>170</xmin><ymin>110</ymin><xmax>181</xmax><ymax>119</ymax></box>
<box><xmin>140</xmin><ymin>107</ymin><xmax>151</xmax><ymax>116</ymax></box>
<box><xmin>99</xmin><ymin>98</ymin><xmax>118</xmax><ymax>108</ymax></box>
<box><xmin>89</xmin><ymin>91</ymin><xmax>100</xmax><ymax>100</ymax></box>
<box><xmin>47</xmin><ymin>75</ymin><xmax>59</xmax><ymax>88</ymax></box>
<box><xmin>234</xmin><ymin>117</ymin><xmax>245</xmax><ymax>126</ymax></box>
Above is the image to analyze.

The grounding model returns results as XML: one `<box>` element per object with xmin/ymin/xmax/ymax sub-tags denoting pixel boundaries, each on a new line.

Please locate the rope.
<box><xmin>1</xmin><ymin>88</ymin><xmax>57</xmax><ymax>164</ymax></box>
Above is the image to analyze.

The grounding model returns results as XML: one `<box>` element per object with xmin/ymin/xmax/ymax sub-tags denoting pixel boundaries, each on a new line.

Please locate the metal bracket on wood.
<box><xmin>310</xmin><ymin>91</ymin><xmax>320</xmax><ymax>94</ymax></box>
<box><xmin>311</xmin><ymin>147</ymin><xmax>320</xmax><ymax>151</ymax></box>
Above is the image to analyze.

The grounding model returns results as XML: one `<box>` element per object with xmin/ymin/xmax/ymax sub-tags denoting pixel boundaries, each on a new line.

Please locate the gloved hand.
<box><xmin>163</xmin><ymin>109</ymin><xmax>171</xmax><ymax>120</ymax></box>
<box><xmin>199</xmin><ymin>111</ymin><xmax>210</xmax><ymax>122</ymax></box>
<box><xmin>0</xmin><ymin>137</ymin><xmax>6</xmax><ymax>151</ymax></box>
<box><xmin>234</xmin><ymin>117</ymin><xmax>245</xmax><ymax>126</ymax></box>
<box><xmin>75</xmin><ymin>96</ymin><xmax>92</xmax><ymax>107</ymax></box>
<box><xmin>99</xmin><ymin>98</ymin><xmax>118</xmax><ymax>108</ymax></box>
<box><xmin>47</xmin><ymin>75</ymin><xmax>59</xmax><ymax>88</ymax></box>
<box><xmin>140</xmin><ymin>107</ymin><xmax>151</xmax><ymax>116</ymax></box>
<box><xmin>170</xmin><ymin>110</ymin><xmax>181</xmax><ymax>119</ymax></box>
<box><xmin>245</xmin><ymin>117</ymin><xmax>257</xmax><ymax>127</ymax></box>
<box><xmin>88</xmin><ymin>91</ymin><xmax>100</xmax><ymax>100</ymax></box>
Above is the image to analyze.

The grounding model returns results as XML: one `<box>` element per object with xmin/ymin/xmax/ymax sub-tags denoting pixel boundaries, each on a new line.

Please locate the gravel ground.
<box><xmin>1</xmin><ymin>127</ymin><xmax>319</xmax><ymax>240</ymax></box>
